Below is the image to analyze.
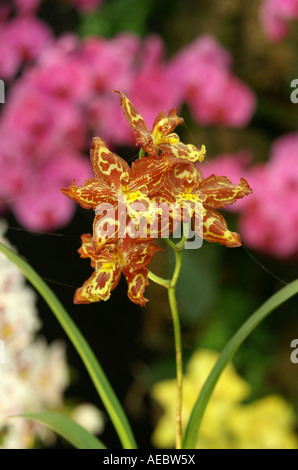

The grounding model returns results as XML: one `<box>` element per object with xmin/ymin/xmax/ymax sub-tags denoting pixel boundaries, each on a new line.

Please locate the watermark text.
<box><xmin>290</xmin><ymin>339</ymin><xmax>298</xmax><ymax>363</ymax></box>
<box><xmin>290</xmin><ymin>79</ymin><xmax>298</xmax><ymax>103</ymax></box>
<box><xmin>0</xmin><ymin>79</ymin><xmax>4</xmax><ymax>103</ymax></box>
<box><xmin>94</xmin><ymin>195</ymin><xmax>203</xmax><ymax>249</ymax></box>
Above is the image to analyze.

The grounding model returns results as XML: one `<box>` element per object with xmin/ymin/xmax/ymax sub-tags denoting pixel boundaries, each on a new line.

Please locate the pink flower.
<box><xmin>87</xmin><ymin>94</ymin><xmax>135</xmax><ymax>146</ymax></box>
<box><xmin>240</xmin><ymin>133</ymin><xmax>298</xmax><ymax>258</ymax></box>
<box><xmin>239</xmin><ymin>165</ymin><xmax>298</xmax><ymax>258</ymax></box>
<box><xmin>80</xmin><ymin>33</ymin><xmax>140</xmax><ymax>93</ymax></box>
<box><xmin>202</xmin><ymin>135</ymin><xmax>298</xmax><ymax>258</ymax></box>
<box><xmin>128</xmin><ymin>35</ymin><xmax>181</xmax><ymax>129</ymax></box>
<box><xmin>11</xmin><ymin>150</ymin><xmax>92</xmax><ymax>231</ymax></box>
<box><xmin>7</xmin><ymin>16</ymin><xmax>53</xmax><ymax>62</ymax></box>
<box><xmin>0</xmin><ymin>131</ymin><xmax>33</xmax><ymax>203</ymax></box>
<box><xmin>189</xmin><ymin>72</ymin><xmax>256</xmax><ymax>127</ymax></box>
<box><xmin>168</xmin><ymin>35</ymin><xmax>256</xmax><ymax>127</ymax></box>
<box><xmin>270</xmin><ymin>132</ymin><xmax>298</xmax><ymax>173</ymax></box>
<box><xmin>13</xmin><ymin>0</ymin><xmax>40</xmax><ymax>16</ymax></box>
<box><xmin>0</xmin><ymin>28</ymin><xmax>20</xmax><ymax>79</ymax></box>
<box><xmin>2</xmin><ymin>82</ymin><xmax>87</xmax><ymax>162</ymax></box>
<box><xmin>260</xmin><ymin>0</ymin><xmax>298</xmax><ymax>41</ymax></box>
<box><xmin>30</xmin><ymin>58</ymin><xmax>90</xmax><ymax>102</ymax></box>
<box><xmin>168</xmin><ymin>35</ymin><xmax>231</xmax><ymax>104</ymax></box>
<box><xmin>38</xmin><ymin>33</ymin><xmax>81</xmax><ymax>64</ymax></box>
<box><xmin>0</xmin><ymin>15</ymin><xmax>53</xmax><ymax>80</ymax></box>
<box><xmin>84</xmin><ymin>34</ymin><xmax>182</xmax><ymax>138</ymax></box>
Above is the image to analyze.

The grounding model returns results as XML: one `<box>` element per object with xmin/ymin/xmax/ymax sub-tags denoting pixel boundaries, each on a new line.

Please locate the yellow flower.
<box><xmin>227</xmin><ymin>395</ymin><xmax>298</xmax><ymax>449</ymax></box>
<box><xmin>151</xmin><ymin>349</ymin><xmax>298</xmax><ymax>449</ymax></box>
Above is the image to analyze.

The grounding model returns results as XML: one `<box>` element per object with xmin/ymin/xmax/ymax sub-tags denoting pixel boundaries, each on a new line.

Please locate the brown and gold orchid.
<box><xmin>62</xmin><ymin>92</ymin><xmax>252</xmax><ymax>305</ymax></box>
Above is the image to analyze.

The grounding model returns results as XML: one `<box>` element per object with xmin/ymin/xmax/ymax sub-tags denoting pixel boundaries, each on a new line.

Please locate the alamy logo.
<box><xmin>290</xmin><ymin>79</ymin><xmax>298</xmax><ymax>104</ymax></box>
<box><xmin>0</xmin><ymin>339</ymin><xmax>5</xmax><ymax>364</ymax></box>
<box><xmin>0</xmin><ymin>79</ymin><xmax>4</xmax><ymax>103</ymax></box>
<box><xmin>290</xmin><ymin>339</ymin><xmax>298</xmax><ymax>364</ymax></box>
<box><xmin>94</xmin><ymin>196</ymin><xmax>204</xmax><ymax>249</ymax></box>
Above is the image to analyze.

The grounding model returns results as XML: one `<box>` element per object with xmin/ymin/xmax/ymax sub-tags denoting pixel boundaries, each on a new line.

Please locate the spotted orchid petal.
<box><xmin>115</xmin><ymin>91</ymin><xmax>205</xmax><ymax>163</ymax></box>
<box><xmin>114</xmin><ymin>91</ymin><xmax>153</xmax><ymax>150</ymax></box>
<box><xmin>198</xmin><ymin>175</ymin><xmax>252</xmax><ymax>209</ymax></box>
<box><xmin>121</xmin><ymin>238</ymin><xmax>162</xmax><ymax>306</ymax></box>
<box><xmin>129</xmin><ymin>154</ymin><xmax>177</xmax><ymax>195</ymax></box>
<box><xmin>120</xmin><ymin>237</ymin><xmax>162</xmax><ymax>269</ymax></box>
<box><xmin>91</xmin><ymin>137</ymin><xmax>130</xmax><ymax>191</ymax></box>
<box><xmin>74</xmin><ymin>235</ymin><xmax>161</xmax><ymax>306</ymax></box>
<box><xmin>123</xmin><ymin>268</ymin><xmax>150</xmax><ymax>306</ymax></box>
<box><xmin>167</xmin><ymin>161</ymin><xmax>204</xmax><ymax>193</ymax></box>
<box><xmin>152</xmin><ymin>109</ymin><xmax>184</xmax><ymax>140</ymax></box>
<box><xmin>158</xmin><ymin>142</ymin><xmax>206</xmax><ymax>163</ymax></box>
<box><xmin>201</xmin><ymin>207</ymin><xmax>242</xmax><ymax>247</ymax></box>
<box><xmin>74</xmin><ymin>236</ymin><xmax>122</xmax><ymax>304</ymax></box>
<box><xmin>61</xmin><ymin>178</ymin><xmax>117</xmax><ymax>210</ymax></box>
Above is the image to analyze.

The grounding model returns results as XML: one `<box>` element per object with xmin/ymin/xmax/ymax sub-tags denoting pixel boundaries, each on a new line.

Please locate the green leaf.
<box><xmin>15</xmin><ymin>412</ymin><xmax>106</xmax><ymax>449</ymax></box>
<box><xmin>0</xmin><ymin>241</ymin><xmax>137</xmax><ymax>449</ymax></box>
<box><xmin>183</xmin><ymin>278</ymin><xmax>298</xmax><ymax>449</ymax></box>
<box><xmin>78</xmin><ymin>0</ymin><xmax>154</xmax><ymax>38</ymax></box>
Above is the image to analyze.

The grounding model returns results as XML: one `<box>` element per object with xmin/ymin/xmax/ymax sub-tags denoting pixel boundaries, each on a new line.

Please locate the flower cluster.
<box><xmin>0</xmin><ymin>220</ymin><xmax>104</xmax><ymax>448</ymax></box>
<box><xmin>260</xmin><ymin>0</ymin><xmax>298</xmax><ymax>42</ymax></box>
<box><xmin>202</xmin><ymin>133</ymin><xmax>298</xmax><ymax>259</ymax></box>
<box><xmin>0</xmin><ymin>2</ymin><xmax>53</xmax><ymax>80</ymax></box>
<box><xmin>167</xmin><ymin>35</ymin><xmax>256</xmax><ymax>127</ymax></box>
<box><xmin>0</xmin><ymin>0</ymin><xmax>256</xmax><ymax>232</ymax></box>
<box><xmin>151</xmin><ymin>349</ymin><xmax>298</xmax><ymax>449</ymax></box>
<box><xmin>62</xmin><ymin>93</ymin><xmax>252</xmax><ymax>306</ymax></box>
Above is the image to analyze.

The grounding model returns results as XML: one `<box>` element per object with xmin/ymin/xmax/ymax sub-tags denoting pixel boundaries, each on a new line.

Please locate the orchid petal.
<box><xmin>74</xmin><ymin>236</ymin><xmax>122</xmax><ymax>304</ymax></box>
<box><xmin>114</xmin><ymin>91</ymin><xmax>153</xmax><ymax>152</ymax></box>
<box><xmin>61</xmin><ymin>178</ymin><xmax>117</xmax><ymax>210</ymax></box>
<box><xmin>129</xmin><ymin>154</ymin><xmax>176</xmax><ymax>195</ymax></box>
<box><xmin>159</xmin><ymin>142</ymin><xmax>206</xmax><ymax>163</ymax></box>
<box><xmin>121</xmin><ymin>238</ymin><xmax>162</xmax><ymax>306</ymax></box>
<box><xmin>74</xmin><ymin>264</ymin><xmax>122</xmax><ymax>304</ymax></box>
<box><xmin>152</xmin><ymin>109</ymin><xmax>184</xmax><ymax>139</ymax></box>
<box><xmin>201</xmin><ymin>207</ymin><xmax>242</xmax><ymax>247</ymax></box>
<box><xmin>198</xmin><ymin>175</ymin><xmax>252</xmax><ymax>208</ymax></box>
<box><xmin>123</xmin><ymin>268</ymin><xmax>149</xmax><ymax>306</ymax></box>
<box><xmin>90</xmin><ymin>137</ymin><xmax>130</xmax><ymax>190</ymax></box>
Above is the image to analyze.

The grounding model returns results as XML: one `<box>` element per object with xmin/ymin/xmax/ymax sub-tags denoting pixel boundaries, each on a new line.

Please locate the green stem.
<box><xmin>149</xmin><ymin>234</ymin><xmax>187</xmax><ymax>449</ymax></box>
<box><xmin>168</xmin><ymin>275</ymin><xmax>183</xmax><ymax>448</ymax></box>
<box><xmin>168</xmin><ymin>244</ymin><xmax>185</xmax><ymax>449</ymax></box>
<box><xmin>148</xmin><ymin>270</ymin><xmax>170</xmax><ymax>288</ymax></box>
<box><xmin>163</xmin><ymin>237</ymin><xmax>178</xmax><ymax>251</ymax></box>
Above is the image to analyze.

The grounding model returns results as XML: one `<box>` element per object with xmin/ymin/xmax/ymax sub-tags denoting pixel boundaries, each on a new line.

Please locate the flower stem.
<box><xmin>168</xmin><ymin>243</ymin><xmax>185</xmax><ymax>449</ymax></box>
<box><xmin>149</xmin><ymin>233</ymin><xmax>187</xmax><ymax>449</ymax></box>
<box><xmin>168</xmin><ymin>265</ymin><xmax>183</xmax><ymax>448</ymax></box>
<box><xmin>148</xmin><ymin>270</ymin><xmax>170</xmax><ymax>288</ymax></box>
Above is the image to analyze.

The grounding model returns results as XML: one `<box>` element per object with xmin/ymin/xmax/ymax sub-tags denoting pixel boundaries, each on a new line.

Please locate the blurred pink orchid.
<box><xmin>260</xmin><ymin>0</ymin><xmax>298</xmax><ymax>41</ymax></box>
<box><xmin>203</xmin><ymin>134</ymin><xmax>298</xmax><ymax>258</ymax></box>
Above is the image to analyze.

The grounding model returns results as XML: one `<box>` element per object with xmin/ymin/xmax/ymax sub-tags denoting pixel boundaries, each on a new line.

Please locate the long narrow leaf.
<box><xmin>15</xmin><ymin>412</ymin><xmax>106</xmax><ymax>449</ymax></box>
<box><xmin>183</xmin><ymin>278</ymin><xmax>298</xmax><ymax>449</ymax></box>
<box><xmin>0</xmin><ymin>241</ymin><xmax>137</xmax><ymax>449</ymax></box>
